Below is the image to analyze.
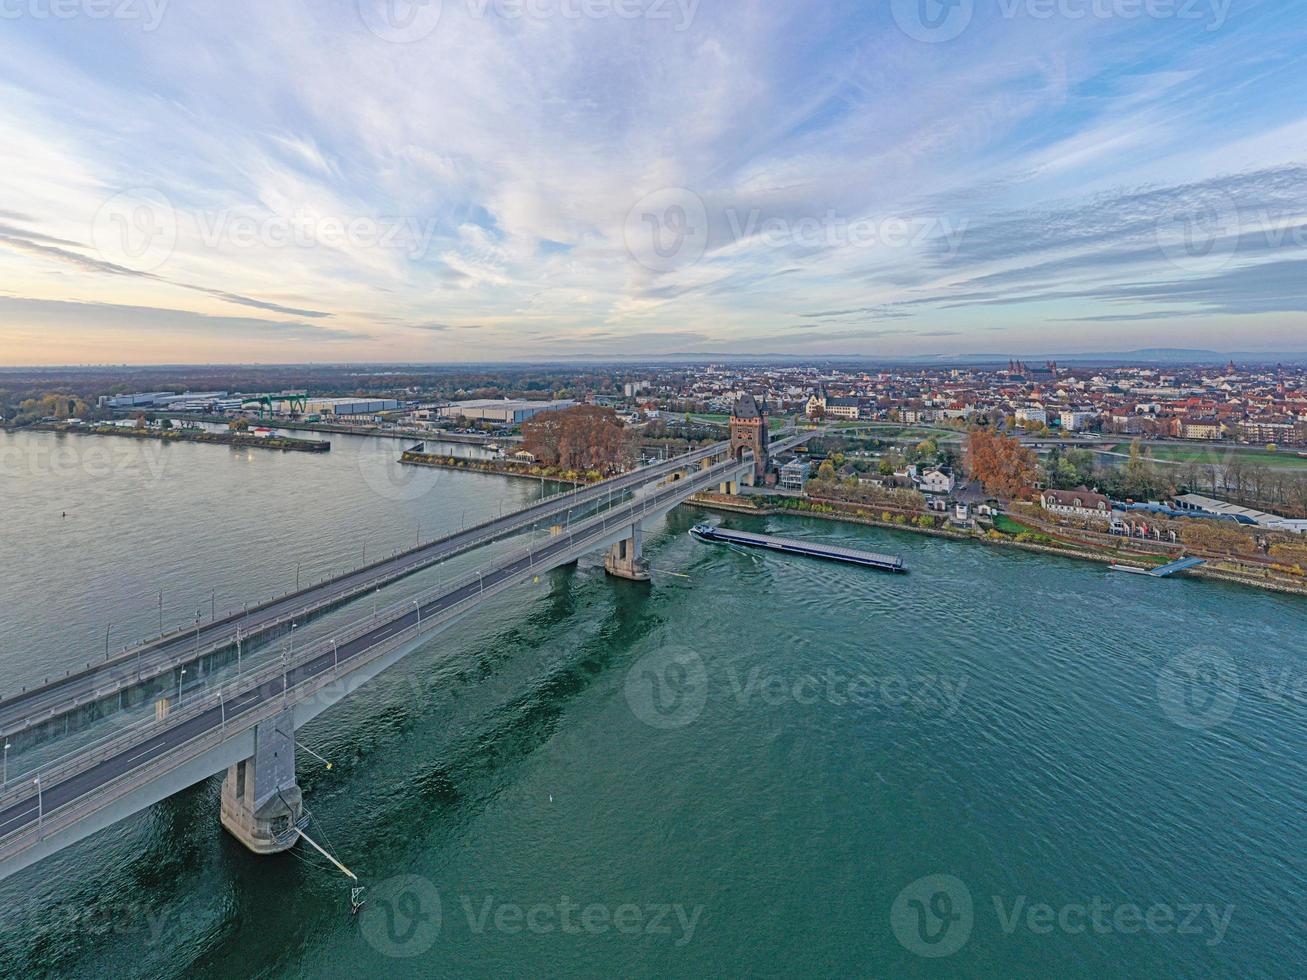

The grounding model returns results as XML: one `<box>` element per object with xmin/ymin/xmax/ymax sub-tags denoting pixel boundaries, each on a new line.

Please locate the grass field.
<box><xmin>1104</xmin><ymin>444</ymin><xmax>1307</xmax><ymax>471</ymax></box>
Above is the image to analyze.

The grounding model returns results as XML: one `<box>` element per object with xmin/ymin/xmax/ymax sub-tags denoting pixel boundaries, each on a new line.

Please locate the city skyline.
<box><xmin>2</xmin><ymin>0</ymin><xmax>1306</xmax><ymax>365</ymax></box>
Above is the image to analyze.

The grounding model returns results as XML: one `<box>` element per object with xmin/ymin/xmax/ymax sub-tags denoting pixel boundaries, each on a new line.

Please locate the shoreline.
<box><xmin>691</xmin><ymin>494</ymin><xmax>1307</xmax><ymax>599</ymax></box>
<box><xmin>31</xmin><ymin>423</ymin><xmax>330</xmax><ymax>453</ymax></box>
<box><xmin>400</xmin><ymin>449</ymin><xmax>587</xmax><ymax>485</ymax></box>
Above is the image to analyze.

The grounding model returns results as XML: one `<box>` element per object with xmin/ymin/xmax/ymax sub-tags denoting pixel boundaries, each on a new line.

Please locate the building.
<box><xmin>437</xmin><ymin>399</ymin><xmax>575</xmax><ymax>425</ymax></box>
<box><xmin>303</xmin><ymin>397</ymin><xmax>401</xmax><ymax>417</ymax></box>
<box><xmin>917</xmin><ymin>469</ymin><xmax>955</xmax><ymax>495</ymax></box>
<box><xmin>1181</xmin><ymin>417</ymin><xmax>1224</xmax><ymax>441</ymax></box>
<box><xmin>1040</xmin><ymin>487</ymin><xmax>1112</xmax><ymax>521</ymax></box>
<box><xmin>100</xmin><ymin>392</ymin><xmax>177</xmax><ymax>408</ymax></box>
<box><xmin>779</xmin><ymin>459</ymin><xmax>811</xmax><ymax>491</ymax></box>
<box><xmin>1015</xmin><ymin>405</ymin><xmax>1048</xmax><ymax>426</ymax></box>
<box><xmin>1059</xmin><ymin>408</ymin><xmax>1097</xmax><ymax>432</ymax></box>
<box><xmin>1174</xmin><ymin>494</ymin><xmax>1307</xmax><ymax>534</ymax></box>
<box><xmin>824</xmin><ymin>397</ymin><xmax>862</xmax><ymax>421</ymax></box>
<box><xmin>730</xmin><ymin>393</ymin><xmax>771</xmax><ymax>482</ymax></box>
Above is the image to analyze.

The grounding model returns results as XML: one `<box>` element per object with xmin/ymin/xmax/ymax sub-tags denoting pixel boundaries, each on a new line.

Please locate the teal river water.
<box><xmin>0</xmin><ymin>427</ymin><xmax>1304</xmax><ymax>978</ymax></box>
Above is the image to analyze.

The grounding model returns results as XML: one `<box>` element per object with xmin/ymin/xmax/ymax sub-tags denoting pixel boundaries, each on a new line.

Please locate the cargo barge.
<box><xmin>690</xmin><ymin>523</ymin><xmax>906</xmax><ymax>573</ymax></box>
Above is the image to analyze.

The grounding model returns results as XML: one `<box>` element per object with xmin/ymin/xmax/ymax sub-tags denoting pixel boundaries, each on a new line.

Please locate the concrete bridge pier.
<box><xmin>604</xmin><ymin>524</ymin><xmax>651</xmax><ymax>582</ymax></box>
<box><xmin>718</xmin><ymin>480</ymin><xmax>738</xmax><ymax>495</ymax></box>
<box><xmin>220</xmin><ymin>708</ymin><xmax>304</xmax><ymax>854</ymax></box>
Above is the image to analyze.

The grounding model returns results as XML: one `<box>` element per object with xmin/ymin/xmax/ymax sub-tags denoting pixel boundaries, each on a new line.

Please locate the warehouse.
<box><xmin>304</xmin><ymin>397</ymin><xmax>401</xmax><ymax>416</ymax></box>
<box><xmin>437</xmin><ymin>399</ymin><xmax>575</xmax><ymax>424</ymax></box>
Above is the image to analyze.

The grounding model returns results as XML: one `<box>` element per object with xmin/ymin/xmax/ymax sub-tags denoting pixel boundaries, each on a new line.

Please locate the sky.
<box><xmin>1</xmin><ymin>0</ymin><xmax>1305</xmax><ymax>365</ymax></box>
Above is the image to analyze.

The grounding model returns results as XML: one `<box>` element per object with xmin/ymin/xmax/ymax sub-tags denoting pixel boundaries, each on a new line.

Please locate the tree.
<box><xmin>817</xmin><ymin>460</ymin><xmax>837</xmax><ymax>481</ymax></box>
<box><xmin>229</xmin><ymin>418</ymin><xmax>250</xmax><ymax>432</ymax></box>
<box><xmin>965</xmin><ymin>429</ymin><xmax>1038</xmax><ymax>499</ymax></box>
<box><xmin>522</xmin><ymin>405</ymin><xmax>638</xmax><ymax>474</ymax></box>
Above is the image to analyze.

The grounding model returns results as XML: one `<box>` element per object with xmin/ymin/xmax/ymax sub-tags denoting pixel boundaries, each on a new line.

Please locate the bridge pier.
<box><xmin>604</xmin><ymin>524</ymin><xmax>651</xmax><ymax>582</ymax></box>
<box><xmin>220</xmin><ymin>708</ymin><xmax>304</xmax><ymax>855</ymax></box>
<box><xmin>718</xmin><ymin>480</ymin><xmax>738</xmax><ymax>495</ymax></box>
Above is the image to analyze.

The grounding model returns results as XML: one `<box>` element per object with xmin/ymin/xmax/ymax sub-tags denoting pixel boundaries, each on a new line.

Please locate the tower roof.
<box><xmin>733</xmin><ymin>393</ymin><xmax>768</xmax><ymax>419</ymax></box>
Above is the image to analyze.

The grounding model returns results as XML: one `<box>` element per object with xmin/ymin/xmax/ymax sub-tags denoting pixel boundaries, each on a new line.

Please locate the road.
<box><xmin>0</xmin><ymin>452</ymin><xmax>752</xmax><ymax>855</ymax></box>
<box><xmin>0</xmin><ymin>439</ymin><xmax>737</xmax><ymax>738</ymax></box>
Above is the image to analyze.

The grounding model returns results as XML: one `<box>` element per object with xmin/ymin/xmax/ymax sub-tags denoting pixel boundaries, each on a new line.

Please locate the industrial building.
<box><xmin>1173</xmin><ymin>494</ymin><xmax>1307</xmax><ymax>534</ymax></box>
<box><xmin>437</xmin><ymin>399</ymin><xmax>576</xmax><ymax>425</ymax></box>
<box><xmin>304</xmin><ymin>397</ymin><xmax>401</xmax><ymax>416</ymax></box>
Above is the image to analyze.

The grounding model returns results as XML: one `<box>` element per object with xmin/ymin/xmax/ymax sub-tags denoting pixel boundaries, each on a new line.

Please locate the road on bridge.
<box><xmin>0</xmin><ymin>452</ymin><xmax>757</xmax><ymax>862</ymax></box>
<box><xmin>0</xmin><ymin>439</ymin><xmax>740</xmax><ymax>740</ymax></box>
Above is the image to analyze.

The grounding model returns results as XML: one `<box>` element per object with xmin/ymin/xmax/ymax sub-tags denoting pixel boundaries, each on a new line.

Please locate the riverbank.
<box><xmin>400</xmin><ymin>448</ymin><xmax>587</xmax><ymax>485</ymax></box>
<box><xmin>157</xmin><ymin>413</ymin><xmax>512</xmax><ymax>445</ymax></box>
<box><xmin>692</xmin><ymin>492</ymin><xmax>1307</xmax><ymax>598</ymax></box>
<box><xmin>34</xmin><ymin>423</ymin><xmax>330</xmax><ymax>452</ymax></box>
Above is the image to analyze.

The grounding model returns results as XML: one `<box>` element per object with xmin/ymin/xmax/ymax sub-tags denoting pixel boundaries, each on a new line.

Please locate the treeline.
<box><xmin>522</xmin><ymin>405</ymin><xmax>639</xmax><ymax>475</ymax></box>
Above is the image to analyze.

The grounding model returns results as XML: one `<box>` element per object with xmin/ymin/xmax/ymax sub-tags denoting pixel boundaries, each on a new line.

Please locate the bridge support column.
<box><xmin>220</xmin><ymin>708</ymin><xmax>304</xmax><ymax>855</ymax></box>
<box><xmin>718</xmin><ymin>480</ymin><xmax>738</xmax><ymax>495</ymax></box>
<box><xmin>604</xmin><ymin>524</ymin><xmax>651</xmax><ymax>582</ymax></box>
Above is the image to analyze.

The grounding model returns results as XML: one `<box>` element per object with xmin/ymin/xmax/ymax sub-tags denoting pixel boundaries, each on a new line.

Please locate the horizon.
<box><xmin>3</xmin><ymin>2</ymin><xmax>1306</xmax><ymax>363</ymax></box>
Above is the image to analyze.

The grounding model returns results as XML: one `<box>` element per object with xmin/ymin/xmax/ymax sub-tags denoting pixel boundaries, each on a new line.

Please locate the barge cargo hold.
<box><xmin>690</xmin><ymin>523</ymin><xmax>906</xmax><ymax>573</ymax></box>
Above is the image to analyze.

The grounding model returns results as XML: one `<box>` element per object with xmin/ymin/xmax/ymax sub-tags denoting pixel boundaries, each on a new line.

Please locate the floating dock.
<box><xmin>690</xmin><ymin>524</ymin><xmax>906</xmax><ymax>573</ymax></box>
<box><xmin>1111</xmin><ymin>556</ymin><xmax>1206</xmax><ymax>578</ymax></box>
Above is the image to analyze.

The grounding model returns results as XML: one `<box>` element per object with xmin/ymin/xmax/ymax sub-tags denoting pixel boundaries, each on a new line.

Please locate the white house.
<box><xmin>917</xmin><ymin>469</ymin><xmax>955</xmax><ymax>495</ymax></box>
<box><xmin>1040</xmin><ymin>487</ymin><xmax>1111</xmax><ymax>520</ymax></box>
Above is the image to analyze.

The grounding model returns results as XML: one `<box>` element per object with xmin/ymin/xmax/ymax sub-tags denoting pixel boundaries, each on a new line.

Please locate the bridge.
<box><xmin>0</xmin><ymin>427</ymin><xmax>810</xmax><ymax>882</ymax></box>
<box><xmin>0</xmin><ymin>435</ymin><xmax>763</xmax><ymax>745</ymax></box>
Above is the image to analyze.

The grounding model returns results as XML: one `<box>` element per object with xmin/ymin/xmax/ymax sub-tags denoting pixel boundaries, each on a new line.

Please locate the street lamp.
<box><xmin>34</xmin><ymin>776</ymin><xmax>42</xmax><ymax>832</ymax></box>
<box><xmin>104</xmin><ymin>623</ymin><xmax>111</xmax><ymax>660</ymax></box>
<box><xmin>413</xmin><ymin>600</ymin><xmax>421</xmax><ymax>633</ymax></box>
<box><xmin>178</xmin><ymin>668</ymin><xmax>186</xmax><ymax>706</ymax></box>
<box><xmin>2</xmin><ymin>741</ymin><xmax>9</xmax><ymax>787</ymax></box>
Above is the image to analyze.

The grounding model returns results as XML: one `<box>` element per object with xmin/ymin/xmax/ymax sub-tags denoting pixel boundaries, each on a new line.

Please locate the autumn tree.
<box><xmin>522</xmin><ymin>405</ymin><xmax>638</xmax><ymax>474</ymax></box>
<box><xmin>965</xmin><ymin>429</ymin><xmax>1038</xmax><ymax>499</ymax></box>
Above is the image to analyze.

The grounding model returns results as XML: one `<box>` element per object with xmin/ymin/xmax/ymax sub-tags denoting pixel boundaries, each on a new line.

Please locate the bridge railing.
<box><xmin>0</xmin><ymin>440</ymin><xmax>736</xmax><ymax>733</ymax></box>
<box><xmin>0</xmin><ymin>451</ymin><xmax>755</xmax><ymax>832</ymax></box>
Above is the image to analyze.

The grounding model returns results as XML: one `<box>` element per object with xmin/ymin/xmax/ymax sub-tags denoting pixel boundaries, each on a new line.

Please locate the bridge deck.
<box><xmin>0</xmin><ymin>449</ymin><xmax>772</xmax><ymax>878</ymax></box>
<box><xmin>0</xmin><ymin>436</ymin><xmax>819</xmax><ymax>741</ymax></box>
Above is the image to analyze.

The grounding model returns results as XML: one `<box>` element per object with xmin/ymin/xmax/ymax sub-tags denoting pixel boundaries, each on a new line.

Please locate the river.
<box><xmin>0</xmin><ymin>427</ymin><xmax>1304</xmax><ymax>978</ymax></box>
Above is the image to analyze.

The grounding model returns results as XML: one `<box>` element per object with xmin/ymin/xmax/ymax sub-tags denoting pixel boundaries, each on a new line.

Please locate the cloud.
<box><xmin>1</xmin><ymin>1</ymin><xmax>1305</xmax><ymax>359</ymax></box>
